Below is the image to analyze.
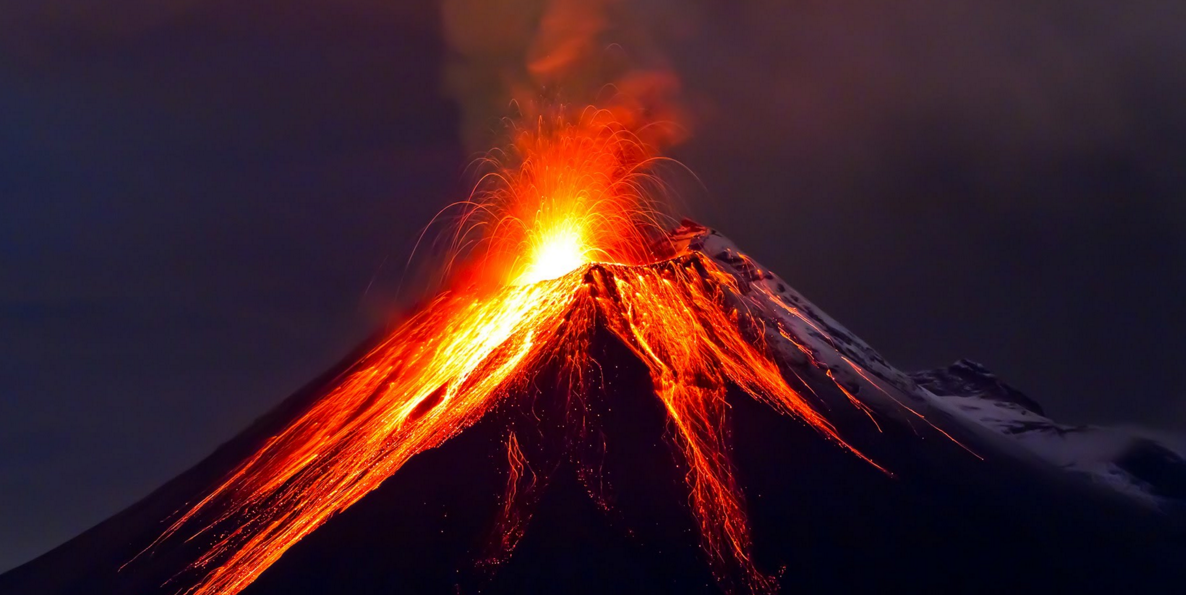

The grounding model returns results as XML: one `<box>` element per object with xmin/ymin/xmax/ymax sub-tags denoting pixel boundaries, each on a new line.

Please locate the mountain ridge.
<box><xmin>3</xmin><ymin>222</ymin><xmax>1183</xmax><ymax>594</ymax></box>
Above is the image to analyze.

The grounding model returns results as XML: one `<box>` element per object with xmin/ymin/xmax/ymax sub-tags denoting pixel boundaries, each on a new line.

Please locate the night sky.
<box><xmin>3</xmin><ymin>0</ymin><xmax>1184</xmax><ymax>573</ymax></box>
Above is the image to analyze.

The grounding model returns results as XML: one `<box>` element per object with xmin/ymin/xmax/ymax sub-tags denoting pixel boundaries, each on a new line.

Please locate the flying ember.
<box><xmin>141</xmin><ymin>107</ymin><xmax>893</xmax><ymax>595</ymax></box>
<box><xmin>456</xmin><ymin>107</ymin><xmax>670</xmax><ymax>287</ymax></box>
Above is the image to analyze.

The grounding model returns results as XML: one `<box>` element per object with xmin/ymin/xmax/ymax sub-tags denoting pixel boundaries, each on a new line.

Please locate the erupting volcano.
<box><xmin>132</xmin><ymin>108</ymin><xmax>903</xmax><ymax>595</ymax></box>
<box><xmin>4</xmin><ymin>106</ymin><xmax>1185</xmax><ymax>595</ymax></box>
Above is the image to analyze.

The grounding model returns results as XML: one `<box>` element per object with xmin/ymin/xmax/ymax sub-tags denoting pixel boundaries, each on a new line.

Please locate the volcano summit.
<box><xmin>2</xmin><ymin>221</ymin><xmax>1184</xmax><ymax>595</ymax></box>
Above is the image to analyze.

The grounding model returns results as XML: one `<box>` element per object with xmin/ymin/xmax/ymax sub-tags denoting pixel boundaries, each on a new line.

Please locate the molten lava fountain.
<box><xmin>144</xmin><ymin>109</ymin><xmax>890</xmax><ymax>595</ymax></box>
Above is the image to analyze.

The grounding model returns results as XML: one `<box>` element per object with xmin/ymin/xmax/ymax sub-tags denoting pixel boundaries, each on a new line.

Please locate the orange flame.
<box><xmin>142</xmin><ymin>108</ymin><xmax>888</xmax><ymax>595</ymax></box>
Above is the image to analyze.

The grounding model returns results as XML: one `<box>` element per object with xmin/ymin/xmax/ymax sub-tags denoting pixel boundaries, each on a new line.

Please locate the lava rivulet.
<box><xmin>145</xmin><ymin>111</ymin><xmax>892</xmax><ymax>595</ymax></box>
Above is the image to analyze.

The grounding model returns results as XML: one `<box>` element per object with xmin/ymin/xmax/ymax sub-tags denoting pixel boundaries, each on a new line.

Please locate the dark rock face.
<box><xmin>911</xmin><ymin>359</ymin><xmax>1047</xmax><ymax>415</ymax></box>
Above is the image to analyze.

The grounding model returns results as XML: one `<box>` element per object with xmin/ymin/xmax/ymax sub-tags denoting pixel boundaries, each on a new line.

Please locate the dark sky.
<box><xmin>2</xmin><ymin>0</ymin><xmax>1184</xmax><ymax>573</ymax></box>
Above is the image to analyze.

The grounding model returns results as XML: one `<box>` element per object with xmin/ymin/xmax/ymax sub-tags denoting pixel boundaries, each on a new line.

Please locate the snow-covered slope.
<box><xmin>914</xmin><ymin>359</ymin><xmax>1186</xmax><ymax>504</ymax></box>
<box><xmin>680</xmin><ymin>221</ymin><xmax>1186</xmax><ymax>507</ymax></box>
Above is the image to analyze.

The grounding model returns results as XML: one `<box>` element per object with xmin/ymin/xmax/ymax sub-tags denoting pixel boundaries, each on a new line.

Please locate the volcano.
<box><xmin>2</xmin><ymin>222</ymin><xmax>1184</xmax><ymax>595</ymax></box>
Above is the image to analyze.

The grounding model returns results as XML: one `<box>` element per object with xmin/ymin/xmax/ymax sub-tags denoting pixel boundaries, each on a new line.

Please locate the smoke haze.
<box><xmin>440</xmin><ymin>0</ymin><xmax>683</xmax><ymax>150</ymax></box>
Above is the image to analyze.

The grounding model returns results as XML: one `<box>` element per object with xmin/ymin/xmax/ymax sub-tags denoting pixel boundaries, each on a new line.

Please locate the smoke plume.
<box><xmin>440</xmin><ymin>0</ymin><xmax>685</xmax><ymax>151</ymax></box>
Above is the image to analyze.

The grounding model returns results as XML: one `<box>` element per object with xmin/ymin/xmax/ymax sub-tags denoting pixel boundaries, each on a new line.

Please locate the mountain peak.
<box><xmin>912</xmin><ymin>359</ymin><xmax>1046</xmax><ymax>416</ymax></box>
<box><xmin>3</xmin><ymin>225</ymin><xmax>1184</xmax><ymax>595</ymax></box>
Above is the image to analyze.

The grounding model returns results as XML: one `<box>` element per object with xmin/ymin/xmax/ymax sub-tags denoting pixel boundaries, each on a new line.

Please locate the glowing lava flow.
<box><xmin>147</xmin><ymin>110</ymin><xmax>885</xmax><ymax>595</ymax></box>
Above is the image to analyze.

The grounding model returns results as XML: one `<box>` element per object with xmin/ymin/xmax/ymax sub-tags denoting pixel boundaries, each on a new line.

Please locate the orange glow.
<box><xmin>444</xmin><ymin>107</ymin><xmax>670</xmax><ymax>290</ymax></box>
<box><xmin>144</xmin><ymin>109</ymin><xmax>893</xmax><ymax>595</ymax></box>
<box><xmin>517</xmin><ymin>218</ymin><xmax>589</xmax><ymax>283</ymax></box>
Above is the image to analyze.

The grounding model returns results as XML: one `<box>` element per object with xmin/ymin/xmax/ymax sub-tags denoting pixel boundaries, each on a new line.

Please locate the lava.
<box><xmin>445</xmin><ymin>107</ymin><xmax>671</xmax><ymax>287</ymax></box>
<box><xmin>141</xmin><ymin>109</ymin><xmax>893</xmax><ymax>595</ymax></box>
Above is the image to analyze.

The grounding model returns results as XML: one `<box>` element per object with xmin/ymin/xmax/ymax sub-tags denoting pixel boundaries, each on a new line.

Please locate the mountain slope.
<box><xmin>3</xmin><ymin>223</ymin><xmax>1183</xmax><ymax>595</ymax></box>
<box><xmin>915</xmin><ymin>359</ymin><xmax>1186</xmax><ymax>503</ymax></box>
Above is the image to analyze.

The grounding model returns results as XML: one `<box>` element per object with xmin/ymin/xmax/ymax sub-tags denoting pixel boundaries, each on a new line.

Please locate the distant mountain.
<box><xmin>914</xmin><ymin>358</ymin><xmax>1186</xmax><ymax>503</ymax></box>
<box><xmin>3</xmin><ymin>223</ymin><xmax>1183</xmax><ymax>594</ymax></box>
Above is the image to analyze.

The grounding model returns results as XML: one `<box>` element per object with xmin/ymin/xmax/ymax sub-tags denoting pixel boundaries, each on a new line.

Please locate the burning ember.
<box><xmin>139</xmin><ymin>107</ymin><xmax>896</xmax><ymax>595</ymax></box>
